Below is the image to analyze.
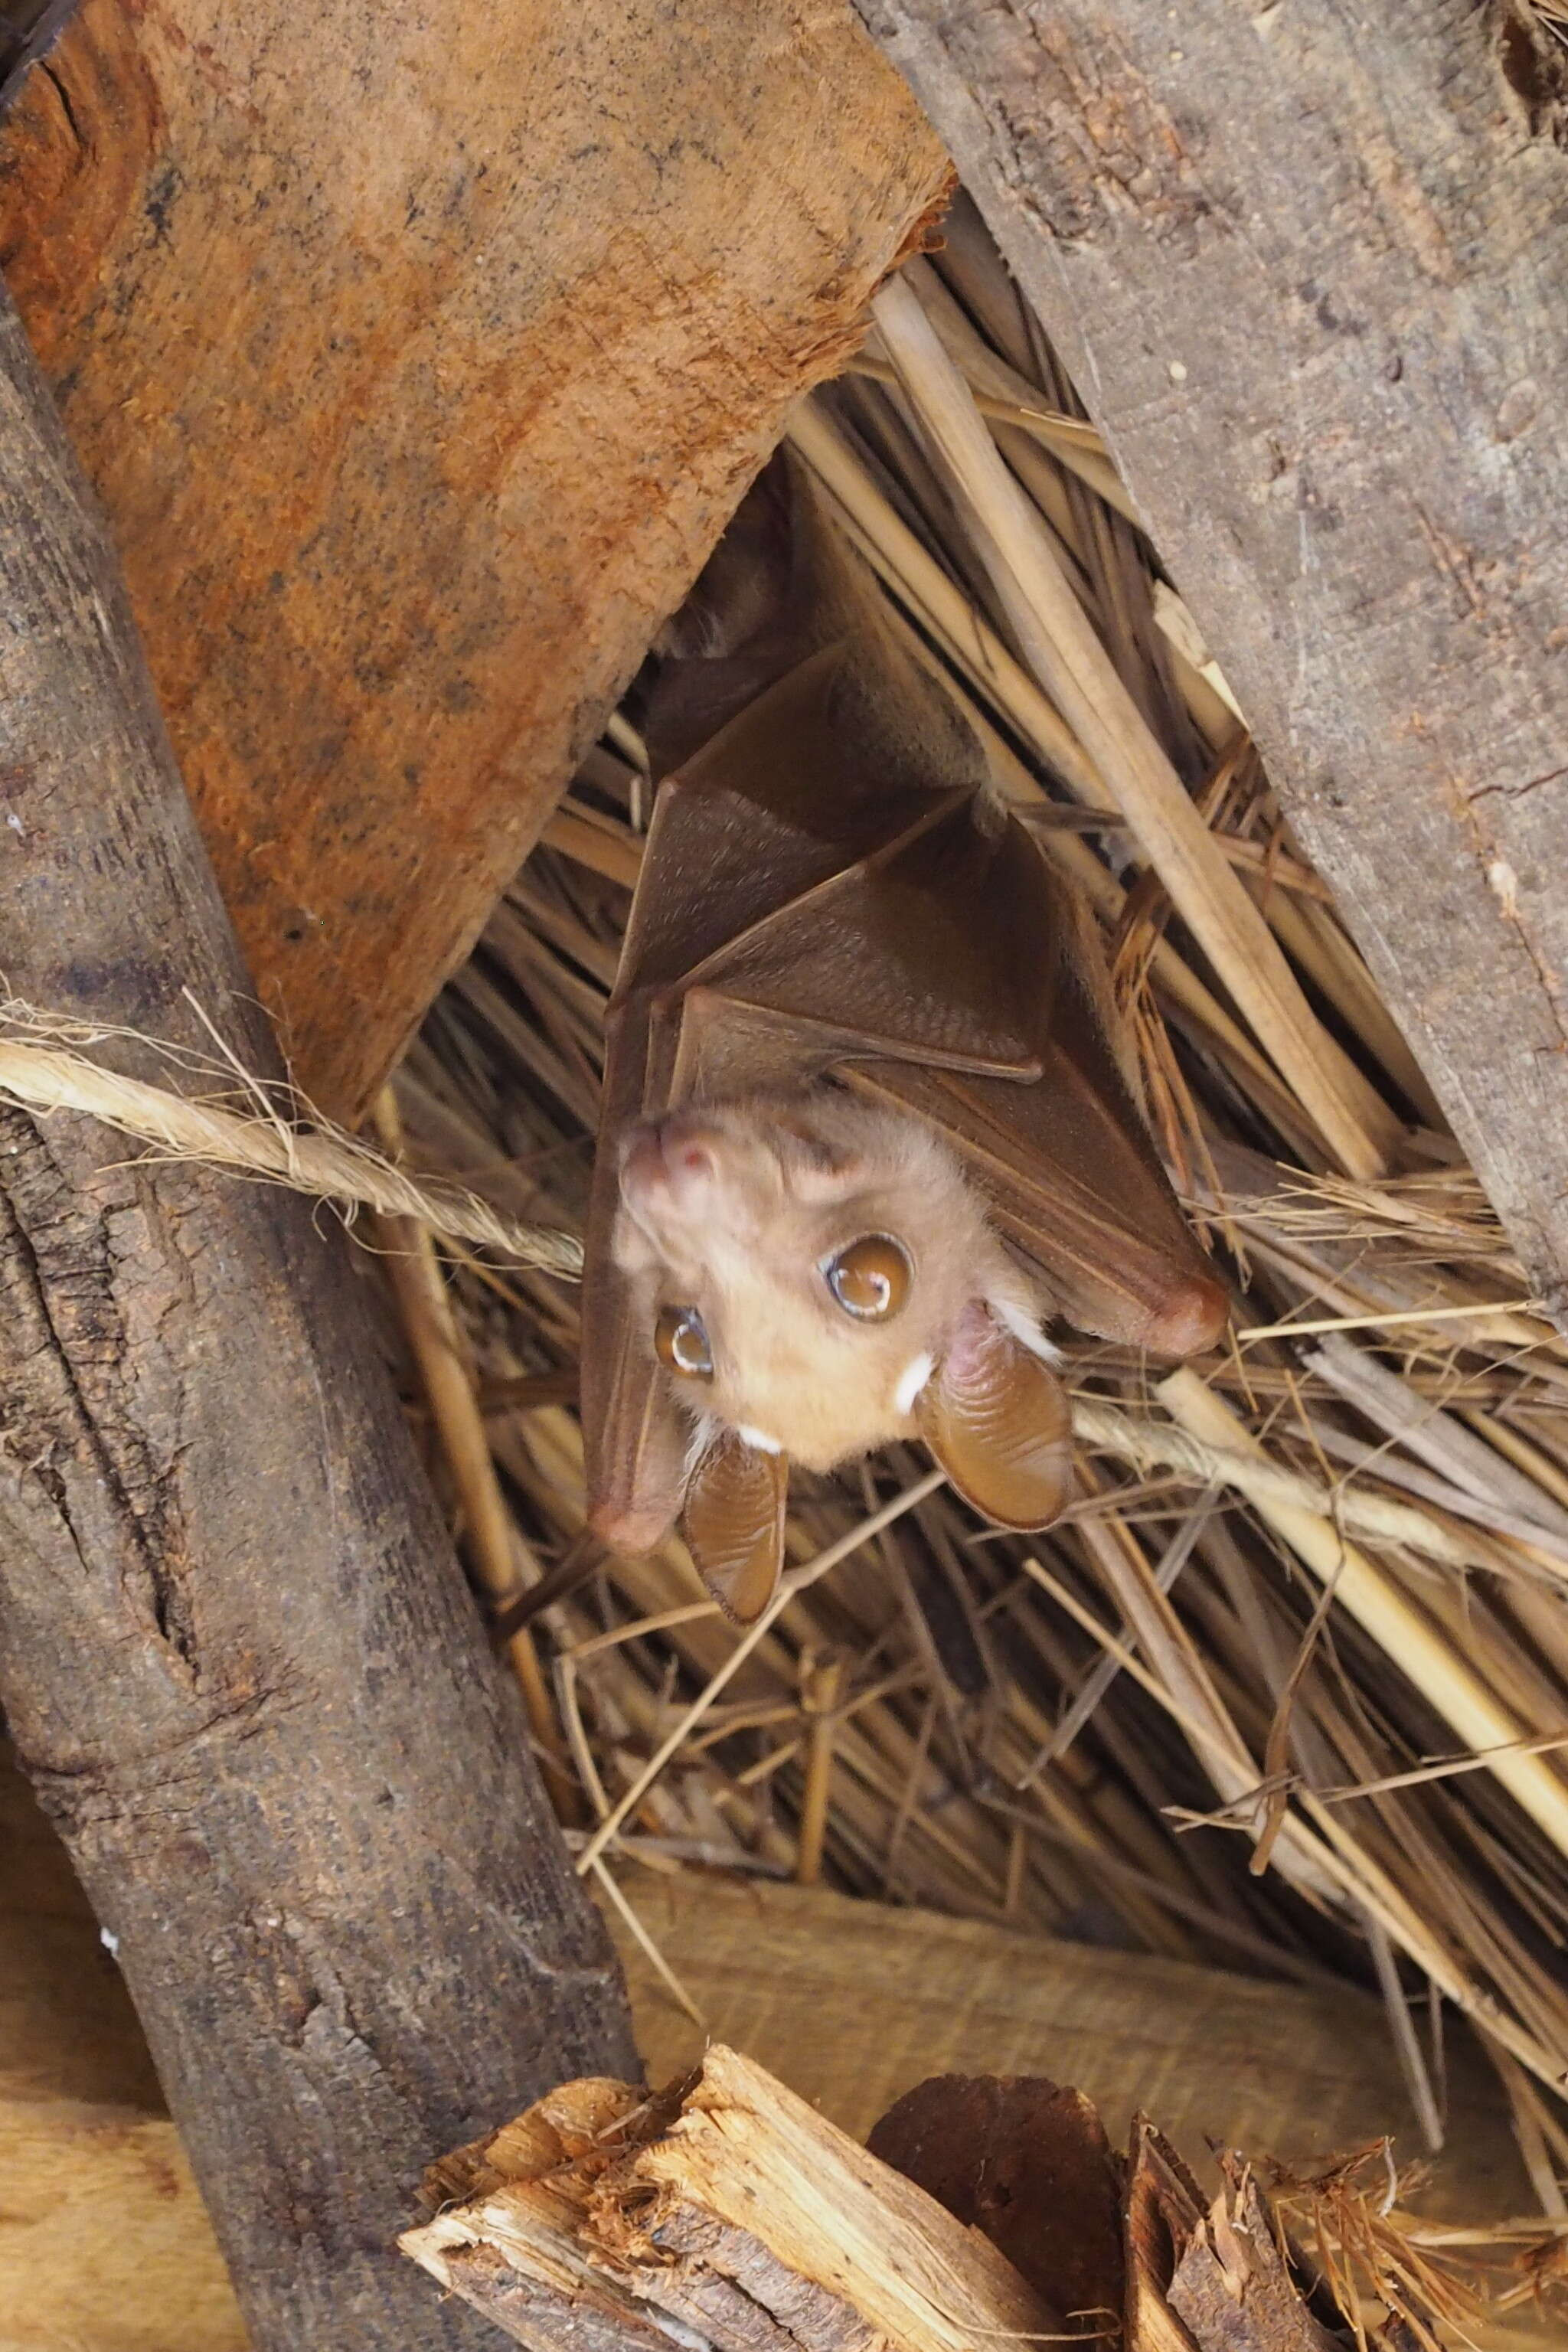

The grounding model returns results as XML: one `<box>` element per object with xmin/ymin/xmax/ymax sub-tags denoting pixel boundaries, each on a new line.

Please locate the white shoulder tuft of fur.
<box><xmin>991</xmin><ymin>1295</ymin><xmax>1064</xmax><ymax>1366</ymax></box>
<box><xmin>893</xmin><ymin>1351</ymin><xmax>936</xmax><ymax>1416</ymax></box>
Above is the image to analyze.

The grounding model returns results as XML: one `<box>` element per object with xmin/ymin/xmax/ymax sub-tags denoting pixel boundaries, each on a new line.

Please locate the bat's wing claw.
<box><xmin>586</xmin><ymin>1492</ymin><xmax>678</xmax><ymax>1558</ymax></box>
<box><xmin>1137</xmin><ymin>1269</ymin><xmax>1230</xmax><ymax>1359</ymax></box>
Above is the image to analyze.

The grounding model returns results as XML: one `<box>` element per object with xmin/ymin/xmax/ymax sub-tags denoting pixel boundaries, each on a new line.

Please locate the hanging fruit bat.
<box><xmin>580</xmin><ymin>453</ymin><xmax>1227</xmax><ymax>1625</ymax></box>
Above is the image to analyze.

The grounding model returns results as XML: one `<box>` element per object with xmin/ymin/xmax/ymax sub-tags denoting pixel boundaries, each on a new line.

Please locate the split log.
<box><xmin>852</xmin><ymin>0</ymin><xmax>1568</xmax><ymax>1320</ymax></box>
<box><xmin>867</xmin><ymin>2073</ymin><xmax>1125</xmax><ymax>2324</ymax></box>
<box><xmin>400</xmin><ymin>2047</ymin><xmax>1063</xmax><ymax>2352</ymax></box>
<box><xmin>0</xmin><ymin>286</ymin><xmax>635</xmax><ymax>2348</ymax></box>
<box><xmin>0</xmin><ymin>0</ymin><xmax>948</xmax><ymax>1120</ymax></box>
<box><xmin>403</xmin><ymin>2053</ymin><xmax>1512</xmax><ymax>2352</ymax></box>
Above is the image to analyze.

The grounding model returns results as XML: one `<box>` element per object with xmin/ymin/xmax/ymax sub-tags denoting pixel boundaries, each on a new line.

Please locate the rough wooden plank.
<box><xmin>0</xmin><ymin>286</ymin><xmax>634</xmax><ymax>2349</ymax></box>
<box><xmin>603</xmin><ymin>1870</ymin><xmax>1526</xmax><ymax>2211</ymax></box>
<box><xmin>0</xmin><ymin>0</ymin><xmax>948</xmax><ymax>1121</ymax></box>
<box><xmin>851</xmin><ymin>0</ymin><xmax>1568</xmax><ymax>1321</ymax></box>
<box><xmin>0</xmin><ymin>1742</ymin><xmax>247</xmax><ymax>2352</ymax></box>
<box><xmin>0</xmin><ymin>2099</ymin><xmax>248</xmax><ymax>2352</ymax></box>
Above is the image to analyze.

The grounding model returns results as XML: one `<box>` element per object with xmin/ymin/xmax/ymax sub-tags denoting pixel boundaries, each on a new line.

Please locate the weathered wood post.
<box><xmin>1</xmin><ymin>0</ymin><xmax>948</xmax><ymax>1121</ymax></box>
<box><xmin>855</xmin><ymin>0</ymin><xmax>1568</xmax><ymax>1321</ymax></box>
<box><xmin>0</xmin><ymin>286</ymin><xmax>636</xmax><ymax>2347</ymax></box>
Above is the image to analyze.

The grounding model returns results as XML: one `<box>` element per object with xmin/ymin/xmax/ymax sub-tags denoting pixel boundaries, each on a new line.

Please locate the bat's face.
<box><xmin>609</xmin><ymin>1089</ymin><xmax>1050</xmax><ymax>1475</ymax></box>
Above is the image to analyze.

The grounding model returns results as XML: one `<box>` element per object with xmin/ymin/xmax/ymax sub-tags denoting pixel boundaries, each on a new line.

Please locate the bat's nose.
<box><xmin>619</xmin><ymin>1115</ymin><xmax>719</xmax><ymax>1208</ymax></box>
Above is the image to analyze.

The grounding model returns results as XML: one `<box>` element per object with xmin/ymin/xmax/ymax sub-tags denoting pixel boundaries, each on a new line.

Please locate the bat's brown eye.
<box><xmin>825</xmin><ymin>1234</ymin><xmax>911</xmax><ymax>1321</ymax></box>
<box><xmin>655</xmin><ymin>1304</ymin><xmax>713</xmax><ymax>1380</ymax></box>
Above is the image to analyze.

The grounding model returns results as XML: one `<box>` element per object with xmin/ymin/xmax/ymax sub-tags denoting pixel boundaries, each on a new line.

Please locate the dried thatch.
<box><xmin>383</xmin><ymin>196</ymin><xmax>1568</xmax><ymax>2296</ymax></box>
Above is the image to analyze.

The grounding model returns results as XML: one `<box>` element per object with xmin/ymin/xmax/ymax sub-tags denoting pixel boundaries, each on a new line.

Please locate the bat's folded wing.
<box><xmin>583</xmin><ymin>623</ymin><xmax>1224</xmax><ymax>1566</ymax></box>
<box><xmin>614</xmin><ymin>644</ymin><xmax>911</xmax><ymax>997</ymax></box>
<box><xmin>616</xmin><ymin>639</ymin><xmax>1052</xmax><ymax>1075</ymax></box>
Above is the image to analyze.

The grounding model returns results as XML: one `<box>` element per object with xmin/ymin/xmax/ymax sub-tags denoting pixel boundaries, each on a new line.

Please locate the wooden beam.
<box><xmin>0</xmin><ymin>0</ymin><xmax>947</xmax><ymax>1121</ymax></box>
<box><xmin>603</xmin><ymin>1869</ymin><xmax>1529</xmax><ymax>2213</ymax></box>
<box><xmin>852</xmin><ymin>0</ymin><xmax>1568</xmax><ymax>1321</ymax></box>
<box><xmin>0</xmin><ymin>286</ymin><xmax>635</xmax><ymax>2348</ymax></box>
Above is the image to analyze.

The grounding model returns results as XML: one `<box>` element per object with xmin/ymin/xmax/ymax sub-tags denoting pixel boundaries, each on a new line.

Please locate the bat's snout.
<box><xmin>619</xmin><ymin>1113</ymin><xmax>723</xmax><ymax>1214</ymax></box>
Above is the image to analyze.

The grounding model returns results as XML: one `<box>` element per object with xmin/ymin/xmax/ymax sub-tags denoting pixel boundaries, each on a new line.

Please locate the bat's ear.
<box><xmin>683</xmin><ymin>1430</ymin><xmax>789</xmax><ymax>1626</ymax></box>
<box><xmin>916</xmin><ymin>1304</ymin><xmax>1073</xmax><ymax>1531</ymax></box>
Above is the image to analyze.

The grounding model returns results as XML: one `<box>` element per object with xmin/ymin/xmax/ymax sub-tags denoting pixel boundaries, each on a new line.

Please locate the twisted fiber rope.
<box><xmin>0</xmin><ymin>1015</ymin><xmax>583</xmax><ymax>1279</ymax></box>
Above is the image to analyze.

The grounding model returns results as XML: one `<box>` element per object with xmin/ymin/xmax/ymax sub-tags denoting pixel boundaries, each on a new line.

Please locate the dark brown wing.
<box><xmin>842</xmin><ymin>828</ymin><xmax>1227</xmax><ymax>1356</ymax></box>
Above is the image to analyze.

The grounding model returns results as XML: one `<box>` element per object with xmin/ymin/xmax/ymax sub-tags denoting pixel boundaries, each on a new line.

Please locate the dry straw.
<box><xmin>864</xmin><ymin>272</ymin><xmax>1400</xmax><ymax>1182</ymax></box>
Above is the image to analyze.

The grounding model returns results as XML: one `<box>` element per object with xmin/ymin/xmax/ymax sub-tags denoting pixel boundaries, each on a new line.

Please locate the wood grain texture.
<box><xmin>0</xmin><ymin>2102</ymin><xmax>248</xmax><ymax>2352</ymax></box>
<box><xmin>866</xmin><ymin>2073</ymin><xmax>1125</xmax><ymax>2327</ymax></box>
<box><xmin>0</xmin><ymin>2</ymin><xmax>72</xmax><ymax>109</ymax></box>
<box><xmin>402</xmin><ymin>2045</ymin><xmax>1062</xmax><ymax>2352</ymax></box>
<box><xmin>606</xmin><ymin>1870</ymin><xmax>1526</xmax><ymax>2214</ymax></box>
<box><xmin>0</xmin><ymin>290</ymin><xmax>634</xmax><ymax>2349</ymax></box>
<box><xmin>609</xmin><ymin>1877</ymin><xmax>1559</xmax><ymax>2352</ymax></box>
<box><xmin>0</xmin><ymin>0</ymin><xmax>948</xmax><ymax>1119</ymax></box>
<box><xmin>851</xmin><ymin>0</ymin><xmax>1568</xmax><ymax>1321</ymax></box>
<box><xmin>401</xmin><ymin>2028</ymin><xmax>1554</xmax><ymax>2352</ymax></box>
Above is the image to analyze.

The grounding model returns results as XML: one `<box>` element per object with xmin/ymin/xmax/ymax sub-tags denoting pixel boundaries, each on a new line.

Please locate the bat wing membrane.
<box><xmin>585</xmin><ymin>469</ymin><xmax>1224</xmax><ymax>1570</ymax></box>
<box><xmin>615</xmin><ymin>644</ymin><xmax>923</xmax><ymax>998</ymax></box>
<box><xmin>619</xmin><ymin>643</ymin><xmax>1054</xmax><ymax>1085</ymax></box>
<box><xmin>839</xmin><ymin>832</ymin><xmax>1227</xmax><ymax>1355</ymax></box>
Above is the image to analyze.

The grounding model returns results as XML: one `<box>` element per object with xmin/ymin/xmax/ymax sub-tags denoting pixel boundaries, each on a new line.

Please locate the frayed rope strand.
<box><xmin>0</xmin><ymin>1005</ymin><xmax>583</xmax><ymax>1279</ymax></box>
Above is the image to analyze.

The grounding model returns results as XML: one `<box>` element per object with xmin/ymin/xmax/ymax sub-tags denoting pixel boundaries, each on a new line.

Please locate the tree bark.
<box><xmin>853</xmin><ymin>0</ymin><xmax>1568</xmax><ymax>1319</ymax></box>
<box><xmin>0</xmin><ymin>290</ymin><xmax>635</xmax><ymax>2347</ymax></box>
<box><xmin>0</xmin><ymin>0</ymin><xmax>948</xmax><ymax>1122</ymax></box>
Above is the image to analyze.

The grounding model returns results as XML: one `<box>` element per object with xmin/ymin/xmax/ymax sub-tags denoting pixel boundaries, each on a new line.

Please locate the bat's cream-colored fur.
<box><xmin>611</xmin><ymin>1088</ymin><xmax>1057</xmax><ymax>1475</ymax></box>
